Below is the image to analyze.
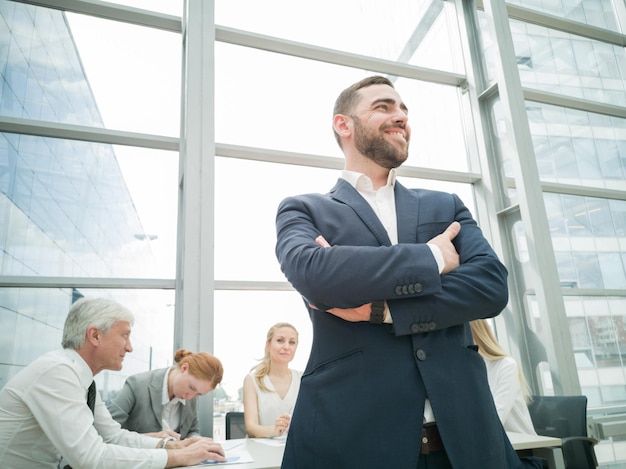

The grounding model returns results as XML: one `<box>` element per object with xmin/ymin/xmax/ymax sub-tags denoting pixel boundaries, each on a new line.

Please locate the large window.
<box><xmin>2</xmin><ymin>1</ymin><xmax>625</xmax><ymax>464</ymax></box>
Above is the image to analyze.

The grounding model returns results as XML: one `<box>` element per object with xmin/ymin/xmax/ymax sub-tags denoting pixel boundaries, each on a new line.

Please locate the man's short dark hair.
<box><xmin>332</xmin><ymin>75</ymin><xmax>395</xmax><ymax>147</ymax></box>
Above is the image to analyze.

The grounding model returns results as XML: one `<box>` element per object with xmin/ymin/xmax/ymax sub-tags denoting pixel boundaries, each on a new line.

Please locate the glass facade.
<box><xmin>0</xmin><ymin>1</ymin><xmax>174</xmax><ymax>395</ymax></box>
<box><xmin>1</xmin><ymin>0</ymin><xmax>625</xmax><ymax>464</ymax></box>
<box><xmin>482</xmin><ymin>2</ymin><xmax>626</xmax><ymax>415</ymax></box>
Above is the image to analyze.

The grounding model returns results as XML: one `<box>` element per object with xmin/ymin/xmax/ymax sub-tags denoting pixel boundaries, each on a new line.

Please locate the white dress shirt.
<box><xmin>161</xmin><ymin>367</ymin><xmax>184</xmax><ymax>432</ymax></box>
<box><xmin>341</xmin><ymin>169</ymin><xmax>439</xmax><ymax>423</ymax></box>
<box><xmin>0</xmin><ymin>348</ymin><xmax>167</xmax><ymax>469</ymax></box>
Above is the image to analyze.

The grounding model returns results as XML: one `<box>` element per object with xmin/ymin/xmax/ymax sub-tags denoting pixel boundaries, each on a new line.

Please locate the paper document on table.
<box><xmin>252</xmin><ymin>437</ymin><xmax>286</xmax><ymax>447</ymax></box>
<box><xmin>196</xmin><ymin>440</ymin><xmax>254</xmax><ymax>465</ymax></box>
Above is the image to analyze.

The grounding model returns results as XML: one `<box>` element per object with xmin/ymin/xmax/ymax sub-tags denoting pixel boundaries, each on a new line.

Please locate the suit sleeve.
<box><xmin>275</xmin><ymin>195</ymin><xmax>442</xmax><ymax>311</ymax></box>
<box><xmin>106</xmin><ymin>377</ymin><xmax>137</xmax><ymax>427</ymax></box>
<box><xmin>387</xmin><ymin>194</ymin><xmax>508</xmax><ymax>335</ymax></box>
<box><xmin>276</xmin><ymin>193</ymin><xmax>508</xmax><ymax>335</ymax></box>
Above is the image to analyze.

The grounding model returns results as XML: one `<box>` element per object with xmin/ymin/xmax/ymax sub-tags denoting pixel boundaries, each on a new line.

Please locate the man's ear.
<box><xmin>333</xmin><ymin>114</ymin><xmax>352</xmax><ymax>140</ymax></box>
<box><xmin>85</xmin><ymin>326</ymin><xmax>100</xmax><ymax>346</ymax></box>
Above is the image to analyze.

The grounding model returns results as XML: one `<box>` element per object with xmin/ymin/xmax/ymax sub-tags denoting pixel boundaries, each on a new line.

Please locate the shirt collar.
<box><xmin>341</xmin><ymin>168</ymin><xmax>397</xmax><ymax>192</ymax></box>
<box><xmin>162</xmin><ymin>367</ymin><xmax>186</xmax><ymax>406</ymax></box>
<box><xmin>64</xmin><ymin>348</ymin><xmax>94</xmax><ymax>389</ymax></box>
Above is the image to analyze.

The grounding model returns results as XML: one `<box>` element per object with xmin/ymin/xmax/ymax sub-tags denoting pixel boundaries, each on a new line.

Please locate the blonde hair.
<box><xmin>470</xmin><ymin>319</ymin><xmax>532</xmax><ymax>404</ymax></box>
<box><xmin>174</xmin><ymin>349</ymin><xmax>223</xmax><ymax>388</ymax></box>
<box><xmin>250</xmin><ymin>322</ymin><xmax>298</xmax><ymax>393</ymax></box>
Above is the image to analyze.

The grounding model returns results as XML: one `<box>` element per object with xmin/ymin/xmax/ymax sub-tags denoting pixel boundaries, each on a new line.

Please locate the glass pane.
<box><xmin>215</xmin><ymin>43</ymin><xmax>468</xmax><ymax>171</ymax></box>
<box><xmin>511</xmin><ymin>20</ymin><xmax>626</xmax><ymax>107</ymax></box>
<box><xmin>0</xmin><ymin>134</ymin><xmax>178</xmax><ymax>278</ymax></box>
<box><xmin>215</xmin><ymin>0</ymin><xmax>464</xmax><ymax>74</ymax></box>
<box><xmin>506</xmin><ymin>0</ymin><xmax>622</xmax><ymax>31</ymax></box>
<box><xmin>491</xmin><ymin>99</ymin><xmax>626</xmax><ymax>193</ymax></box>
<box><xmin>528</xmin><ymin>103</ymin><xmax>626</xmax><ymax>191</ymax></box>
<box><xmin>529</xmin><ymin>295</ymin><xmax>626</xmax><ymax>407</ymax></box>
<box><xmin>478</xmin><ymin>10</ymin><xmax>626</xmax><ymax>100</ymax></box>
<box><xmin>104</xmin><ymin>0</ymin><xmax>182</xmax><ymax>16</ymax></box>
<box><xmin>66</xmin><ymin>13</ymin><xmax>181</xmax><ymax>135</ymax></box>
<box><xmin>545</xmin><ymin>194</ymin><xmax>626</xmax><ymax>289</ymax></box>
<box><xmin>214</xmin><ymin>158</ymin><xmax>337</xmax><ymax>282</ymax></box>
<box><xmin>0</xmin><ymin>287</ymin><xmax>174</xmax><ymax>401</ymax></box>
<box><xmin>214</xmin><ymin>157</ymin><xmax>475</xmax><ymax>282</ymax></box>
<box><xmin>0</xmin><ymin>1</ymin><xmax>181</xmax><ymax>135</ymax></box>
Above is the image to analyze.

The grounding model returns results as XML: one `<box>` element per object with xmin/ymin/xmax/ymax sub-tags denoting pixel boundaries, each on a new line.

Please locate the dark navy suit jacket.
<box><xmin>275</xmin><ymin>178</ymin><xmax>525</xmax><ymax>468</ymax></box>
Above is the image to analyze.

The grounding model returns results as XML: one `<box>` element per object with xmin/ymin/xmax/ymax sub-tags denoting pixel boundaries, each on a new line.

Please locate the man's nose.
<box><xmin>392</xmin><ymin>111</ymin><xmax>408</xmax><ymax>126</ymax></box>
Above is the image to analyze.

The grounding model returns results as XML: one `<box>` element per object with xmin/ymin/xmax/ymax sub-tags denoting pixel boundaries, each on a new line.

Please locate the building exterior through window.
<box><xmin>1</xmin><ymin>0</ymin><xmax>625</xmax><ymax>463</ymax></box>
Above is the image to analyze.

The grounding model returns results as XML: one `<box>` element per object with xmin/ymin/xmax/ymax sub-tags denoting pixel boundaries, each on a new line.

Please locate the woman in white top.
<box><xmin>470</xmin><ymin>319</ymin><xmax>537</xmax><ymax>435</ymax></box>
<box><xmin>243</xmin><ymin>322</ymin><xmax>302</xmax><ymax>438</ymax></box>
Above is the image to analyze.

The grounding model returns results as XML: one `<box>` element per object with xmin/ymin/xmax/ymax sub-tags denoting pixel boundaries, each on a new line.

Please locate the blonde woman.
<box><xmin>108</xmin><ymin>349</ymin><xmax>223</xmax><ymax>440</ymax></box>
<box><xmin>470</xmin><ymin>319</ymin><xmax>536</xmax><ymax>435</ymax></box>
<box><xmin>243</xmin><ymin>323</ymin><xmax>302</xmax><ymax>438</ymax></box>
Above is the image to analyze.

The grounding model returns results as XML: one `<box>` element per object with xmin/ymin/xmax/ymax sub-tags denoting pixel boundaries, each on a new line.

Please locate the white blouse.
<box><xmin>483</xmin><ymin>356</ymin><xmax>536</xmax><ymax>435</ymax></box>
<box><xmin>250</xmin><ymin>369</ymin><xmax>302</xmax><ymax>426</ymax></box>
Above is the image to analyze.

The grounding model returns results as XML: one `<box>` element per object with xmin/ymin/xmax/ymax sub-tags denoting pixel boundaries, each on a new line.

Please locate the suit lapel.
<box><xmin>150</xmin><ymin>369</ymin><xmax>166</xmax><ymax>426</ymax></box>
<box><xmin>178</xmin><ymin>403</ymin><xmax>191</xmax><ymax>435</ymax></box>
<box><xmin>330</xmin><ymin>179</ymin><xmax>392</xmax><ymax>246</ymax></box>
<box><xmin>394</xmin><ymin>181</ymin><xmax>419</xmax><ymax>244</ymax></box>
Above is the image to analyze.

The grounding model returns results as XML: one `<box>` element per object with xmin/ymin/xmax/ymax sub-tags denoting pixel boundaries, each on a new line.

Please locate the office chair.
<box><xmin>225</xmin><ymin>411</ymin><xmax>247</xmax><ymax>440</ymax></box>
<box><xmin>528</xmin><ymin>395</ymin><xmax>598</xmax><ymax>469</ymax></box>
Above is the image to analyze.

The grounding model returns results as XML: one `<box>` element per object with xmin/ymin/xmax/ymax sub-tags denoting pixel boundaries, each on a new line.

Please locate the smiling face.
<box><xmin>349</xmin><ymin>84</ymin><xmax>411</xmax><ymax>169</ymax></box>
<box><xmin>266</xmin><ymin>326</ymin><xmax>299</xmax><ymax>365</ymax></box>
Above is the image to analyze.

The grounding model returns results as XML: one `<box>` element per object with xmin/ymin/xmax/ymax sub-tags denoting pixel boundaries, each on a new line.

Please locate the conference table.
<box><xmin>508</xmin><ymin>432</ymin><xmax>564</xmax><ymax>469</ymax></box>
<box><xmin>179</xmin><ymin>432</ymin><xmax>563</xmax><ymax>469</ymax></box>
<box><xmin>179</xmin><ymin>438</ymin><xmax>284</xmax><ymax>469</ymax></box>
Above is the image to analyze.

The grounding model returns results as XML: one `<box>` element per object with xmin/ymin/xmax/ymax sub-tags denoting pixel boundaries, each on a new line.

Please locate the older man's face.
<box><xmin>96</xmin><ymin>320</ymin><xmax>133</xmax><ymax>372</ymax></box>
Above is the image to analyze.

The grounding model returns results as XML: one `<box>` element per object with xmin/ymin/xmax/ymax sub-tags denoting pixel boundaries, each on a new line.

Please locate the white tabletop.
<box><xmin>178</xmin><ymin>432</ymin><xmax>561</xmax><ymax>469</ymax></box>
<box><xmin>180</xmin><ymin>438</ymin><xmax>284</xmax><ymax>469</ymax></box>
<box><xmin>507</xmin><ymin>431</ymin><xmax>562</xmax><ymax>450</ymax></box>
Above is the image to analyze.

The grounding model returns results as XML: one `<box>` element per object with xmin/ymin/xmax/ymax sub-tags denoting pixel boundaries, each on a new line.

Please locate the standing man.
<box><xmin>275</xmin><ymin>76</ymin><xmax>533</xmax><ymax>468</ymax></box>
<box><xmin>0</xmin><ymin>297</ymin><xmax>225</xmax><ymax>468</ymax></box>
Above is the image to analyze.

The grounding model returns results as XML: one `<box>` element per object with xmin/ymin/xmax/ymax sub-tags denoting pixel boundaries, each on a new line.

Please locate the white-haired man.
<box><xmin>0</xmin><ymin>297</ymin><xmax>225</xmax><ymax>468</ymax></box>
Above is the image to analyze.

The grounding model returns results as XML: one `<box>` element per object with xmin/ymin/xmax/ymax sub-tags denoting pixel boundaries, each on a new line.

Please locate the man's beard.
<box><xmin>352</xmin><ymin>116</ymin><xmax>409</xmax><ymax>169</ymax></box>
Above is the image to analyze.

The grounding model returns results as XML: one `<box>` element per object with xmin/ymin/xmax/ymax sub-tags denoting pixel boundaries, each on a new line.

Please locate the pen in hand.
<box><xmin>161</xmin><ymin>418</ymin><xmax>181</xmax><ymax>439</ymax></box>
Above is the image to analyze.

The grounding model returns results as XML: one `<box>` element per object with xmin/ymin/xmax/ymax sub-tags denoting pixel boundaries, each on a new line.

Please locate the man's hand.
<box><xmin>315</xmin><ymin>235</ymin><xmax>331</xmax><ymax>248</ymax></box>
<box><xmin>165</xmin><ymin>437</ymin><xmax>226</xmax><ymax>467</ymax></box>
<box><xmin>166</xmin><ymin>435</ymin><xmax>200</xmax><ymax>449</ymax></box>
<box><xmin>309</xmin><ymin>302</ymin><xmax>371</xmax><ymax>322</ymax></box>
<box><xmin>427</xmin><ymin>221</ymin><xmax>461</xmax><ymax>274</ymax></box>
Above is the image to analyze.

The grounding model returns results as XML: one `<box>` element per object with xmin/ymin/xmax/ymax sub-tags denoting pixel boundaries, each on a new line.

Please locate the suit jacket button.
<box><xmin>414</xmin><ymin>283</ymin><xmax>423</xmax><ymax>293</ymax></box>
<box><xmin>395</xmin><ymin>286</ymin><xmax>403</xmax><ymax>296</ymax></box>
<box><xmin>402</xmin><ymin>285</ymin><xmax>409</xmax><ymax>295</ymax></box>
<box><xmin>408</xmin><ymin>284</ymin><xmax>415</xmax><ymax>294</ymax></box>
<box><xmin>410</xmin><ymin>323</ymin><xmax>420</xmax><ymax>333</ymax></box>
<box><xmin>428</xmin><ymin>322</ymin><xmax>436</xmax><ymax>331</ymax></box>
<box><xmin>416</xmin><ymin>349</ymin><xmax>427</xmax><ymax>361</ymax></box>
